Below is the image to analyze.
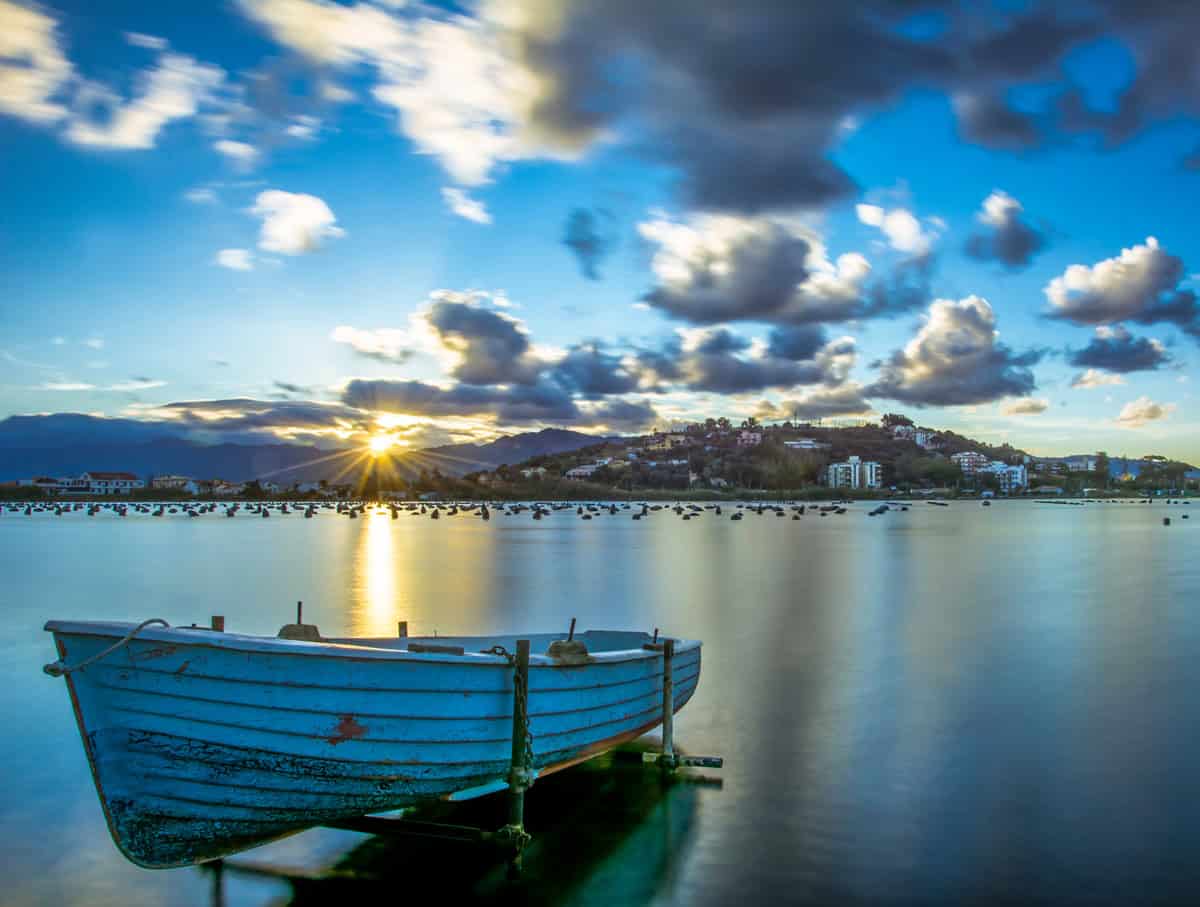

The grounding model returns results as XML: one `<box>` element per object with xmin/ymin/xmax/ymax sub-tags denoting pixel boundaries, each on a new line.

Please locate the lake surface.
<box><xmin>2</xmin><ymin>500</ymin><xmax>1198</xmax><ymax>905</ymax></box>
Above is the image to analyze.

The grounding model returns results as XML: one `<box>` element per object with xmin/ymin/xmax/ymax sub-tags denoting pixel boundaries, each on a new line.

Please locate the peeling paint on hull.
<box><xmin>44</xmin><ymin>622</ymin><xmax>700</xmax><ymax>868</ymax></box>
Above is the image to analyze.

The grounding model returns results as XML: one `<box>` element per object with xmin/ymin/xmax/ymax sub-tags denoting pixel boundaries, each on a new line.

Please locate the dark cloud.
<box><xmin>1067</xmin><ymin>326</ymin><xmax>1171</xmax><ymax>372</ymax></box>
<box><xmin>500</xmin><ymin>2</ymin><xmax>1156</xmax><ymax>213</ymax></box>
<box><xmin>632</xmin><ymin>327</ymin><xmax>855</xmax><ymax>395</ymax></box>
<box><xmin>766</xmin><ymin>325</ymin><xmax>828</xmax><ymax>362</ymax></box>
<box><xmin>563</xmin><ymin>207</ymin><xmax>615</xmax><ymax>279</ymax></box>
<box><xmin>1045</xmin><ymin>237</ymin><xmax>1200</xmax><ymax>339</ymax></box>
<box><xmin>964</xmin><ymin>190</ymin><xmax>1047</xmax><ymax>269</ymax></box>
<box><xmin>640</xmin><ymin>215</ymin><xmax>929</xmax><ymax>326</ymax></box>
<box><xmin>341</xmin><ymin>379</ymin><xmax>578</xmax><ymax>424</ymax></box>
<box><xmin>954</xmin><ymin>91</ymin><xmax>1042</xmax><ymax>150</ymax></box>
<box><xmin>580</xmin><ymin>398</ymin><xmax>658</xmax><ymax>433</ymax></box>
<box><xmin>160</xmin><ymin>398</ymin><xmax>363</xmax><ymax>433</ymax></box>
<box><xmin>426</xmin><ymin>297</ymin><xmax>543</xmax><ymax>385</ymax></box>
<box><xmin>549</xmin><ymin>342</ymin><xmax>641</xmax><ymax>398</ymax></box>
<box><xmin>869</xmin><ymin>296</ymin><xmax>1042</xmax><ymax>405</ymax></box>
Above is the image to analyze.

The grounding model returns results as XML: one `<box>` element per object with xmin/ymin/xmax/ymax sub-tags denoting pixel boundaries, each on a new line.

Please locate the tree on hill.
<box><xmin>881</xmin><ymin>413</ymin><xmax>914</xmax><ymax>429</ymax></box>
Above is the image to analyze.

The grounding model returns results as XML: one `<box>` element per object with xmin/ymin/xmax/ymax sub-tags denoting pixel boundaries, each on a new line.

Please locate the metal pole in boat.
<box><xmin>661</xmin><ymin>638</ymin><xmax>676</xmax><ymax>770</ymax></box>
<box><xmin>503</xmin><ymin>638</ymin><xmax>533</xmax><ymax>876</ymax></box>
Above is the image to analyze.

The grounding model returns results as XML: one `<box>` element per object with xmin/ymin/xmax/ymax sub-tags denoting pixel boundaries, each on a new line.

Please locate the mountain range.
<box><xmin>0</xmin><ymin>415</ymin><xmax>602</xmax><ymax>483</ymax></box>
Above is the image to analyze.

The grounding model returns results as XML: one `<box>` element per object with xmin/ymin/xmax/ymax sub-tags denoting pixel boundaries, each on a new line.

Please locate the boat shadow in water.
<box><xmin>208</xmin><ymin>743</ymin><xmax>712</xmax><ymax>905</ymax></box>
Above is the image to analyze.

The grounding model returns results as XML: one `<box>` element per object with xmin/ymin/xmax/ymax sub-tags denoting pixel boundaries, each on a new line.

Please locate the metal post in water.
<box><xmin>398</xmin><ymin>620</ymin><xmax>408</xmax><ymax>638</ymax></box>
<box><xmin>296</xmin><ymin>601</ymin><xmax>303</xmax><ymax>624</ymax></box>
<box><xmin>661</xmin><ymin>638</ymin><xmax>675</xmax><ymax>769</ymax></box>
<box><xmin>567</xmin><ymin>617</ymin><xmax>576</xmax><ymax>642</ymax></box>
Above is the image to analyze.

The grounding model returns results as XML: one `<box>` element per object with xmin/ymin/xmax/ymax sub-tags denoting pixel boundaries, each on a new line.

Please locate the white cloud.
<box><xmin>238</xmin><ymin>0</ymin><xmax>538</xmax><ymax>185</ymax></box>
<box><xmin>108</xmin><ymin>378</ymin><xmax>166</xmax><ymax>391</ymax></box>
<box><xmin>65</xmin><ymin>52</ymin><xmax>225</xmax><ymax>149</ymax></box>
<box><xmin>40</xmin><ymin>382</ymin><xmax>94</xmax><ymax>391</ymax></box>
<box><xmin>50</xmin><ymin>336</ymin><xmax>65</xmax><ymax>345</ymax></box>
<box><xmin>0</xmin><ymin>0</ymin><xmax>73</xmax><ymax>124</ymax></box>
<box><xmin>213</xmin><ymin>139</ymin><xmax>259</xmax><ymax>167</ymax></box>
<box><xmin>83</xmin><ymin>337</ymin><xmax>104</xmax><ymax>349</ymax></box>
<box><xmin>250</xmin><ymin>189</ymin><xmax>345</xmax><ymax>254</ymax></box>
<box><xmin>184</xmin><ymin>187</ymin><xmax>217</xmax><ymax>204</ymax></box>
<box><xmin>285</xmin><ymin>114</ymin><xmax>320</xmax><ymax>139</ymax></box>
<box><xmin>1045</xmin><ymin>237</ymin><xmax>1187</xmax><ymax>324</ymax></box>
<box><xmin>1001</xmin><ymin>397</ymin><xmax>1049</xmax><ymax>415</ymax></box>
<box><xmin>124</xmin><ymin>32</ymin><xmax>168</xmax><ymax>51</ymax></box>
<box><xmin>215</xmin><ymin>248</ymin><xmax>254</xmax><ymax>271</ymax></box>
<box><xmin>330</xmin><ymin>325</ymin><xmax>414</xmax><ymax>362</ymax></box>
<box><xmin>441</xmin><ymin>186</ymin><xmax>491</xmax><ymax>223</ymax></box>
<box><xmin>1071</xmin><ymin>368</ymin><xmax>1126</xmax><ymax>389</ymax></box>
<box><xmin>1115</xmin><ymin>395</ymin><xmax>1175</xmax><ymax>428</ymax></box>
<box><xmin>856</xmin><ymin>203</ymin><xmax>933</xmax><ymax>255</ymax></box>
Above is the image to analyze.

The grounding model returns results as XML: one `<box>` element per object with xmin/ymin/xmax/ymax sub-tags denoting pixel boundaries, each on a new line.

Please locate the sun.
<box><xmin>368</xmin><ymin>434</ymin><xmax>398</xmax><ymax>455</ymax></box>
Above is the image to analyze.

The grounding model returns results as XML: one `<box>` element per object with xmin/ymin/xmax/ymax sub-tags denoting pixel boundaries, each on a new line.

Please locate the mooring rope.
<box><xmin>43</xmin><ymin>618</ymin><xmax>171</xmax><ymax>677</ymax></box>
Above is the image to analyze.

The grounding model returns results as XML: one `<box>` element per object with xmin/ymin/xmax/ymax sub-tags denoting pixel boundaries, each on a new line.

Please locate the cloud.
<box><xmin>425</xmin><ymin>293</ymin><xmax>542</xmax><ymax>385</ymax></box>
<box><xmin>65</xmin><ymin>52</ymin><xmax>224</xmax><ymax>150</ymax></box>
<box><xmin>213</xmin><ymin>139</ymin><xmax>260</xmax><ymax>167</ymax></box>
<box><xmin>40</xmin><ymin>382</ymin><xmax>95</xmax><ymax>391</ymax></box>
<box><xmin>0</xmin><ymin>0</ymin><xmax>72</xmax><ymax>124</ymax></box>
<box><xmin>549</xmin><ymin>342</ymin><xmax>641</xmax><ymax>398</ymax></box>
<box><xmin>964</xmin><ymin>190</ymin><xmax>1046</xmax><ymax>269</ymax></box>
<box><xmin>1067</xmin><ymin>325</ymin><xmax>1170</xmax><ymax>373</ymax></box>
<box><xmin>238</xmin><ymin>0</ymin><xmax>533</xmax><ymax>186</ymax></box>
<box><xmin>1045</xmin><ymin>237</ymin><xmax>1200</xmax><ymax>338</ymax></box>
<box><xmin>952</xmin><ymin>91</ymin><xmax>1041</xmax><ymax>150</ymax></box>
<box><xmin>341</xmin><ymin>378</ymin><xmax>578</xmax><ymax>424</ymax></box>
<box><xmin>646</xmin><ymin>327</ymin><xmax>856</xmax><ymax>395</ymax></box>
<box><xmin>441</xmin><ymin>186</ymin><xmax>491</xmax><ymax>224</ymax></box>
<box><xmin>125</xmin><ymin>32</ymin><xmax>168</xmax><ymax>51</ymax></box>
<box><xmin>83</xmin><ymin>337</ymin><xmax>104</xmax><ymax>349</ymax></box>
<box><xmin>754</xmin><ymin>384</ymin><xmax>873</xmax><ymax>422</ymax></box>
<box><xmin>563</xmin><ymin>208</ymin><xmax>614</xmax><ymax>280</ymax></box>
<box><xmin>250</xmin><ymin>189</ymin><xmax>345</xmax><ymax>254</ymax></box>
<box><xmin>638</xmin><ymin>213</ymin><xmax>927</xmax><ymax>326</ymax></box>
<box><xmin>154</xmin><ymin>396</ymin><xmax>365</xmax><ymax>435</ymax></box>
<box><xmin>1115</xmin><ymin>395</ymin><xmax>1175</xmax><ymax>428</ymax></box>
<box><xmin>578</xmin><ymin>398</ymin><xmax>658</xmax><ymax>433</ymax></box>
<box><xmin>855</xmin><ymin>204</ymin><xmax>934</xmax><ymax>255</ymax></box>
<box><xmin>108</xmin><ymin>378</ymin><xmax>166</xmax><ymax>392</ymax></box>
<box><xmin>184</xmin><ymin>187</ymin><xmax>218</xmax><ymax>204</ymax></box>
<box><xmin>215</xmin><ymin>248</ymin><xmax>254</xmax><ymax>271</ymax></box>
<box><xmin>1072</xmin><ymin>368</ymin><xmax>1127</xmax><ymax>389</ymax></box>
<box><xmin>1001</xmin><ymin>397</ymin><xmax>1049</xmax><ymax>415</ymax></box>
<box><xmin>869</xmin><ymin>295</ymin><xmax>1041</xmax><ymax>405</ymax></box>
<box><xmin>330</xmin><ymin>325</ymin><xmax>414</xmax><ymax>363</ymax></box>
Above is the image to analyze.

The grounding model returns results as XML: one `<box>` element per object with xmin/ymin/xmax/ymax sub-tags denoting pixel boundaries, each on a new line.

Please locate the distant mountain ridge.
<box><xmin>0</xmin><ymin>415</ymin><xmax>603</xmax><ymax>482</ymax></box>
<box><xmin>419</xmin><ymin>429</ymin><xmax>603</xmax><ymax>475</ymax></box>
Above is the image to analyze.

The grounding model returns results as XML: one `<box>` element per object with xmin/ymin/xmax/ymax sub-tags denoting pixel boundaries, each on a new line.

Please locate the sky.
<box><xmin>1</xmin><ymin>0</ymin><xmax>1198</xmax><ymax>462</ymax></box>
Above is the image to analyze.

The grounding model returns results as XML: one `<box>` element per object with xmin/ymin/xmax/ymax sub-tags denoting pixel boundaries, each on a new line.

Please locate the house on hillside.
<box><xmin>151</xmin><ymin>475</ymin><xmax>199</xmax><ymax>494</ymax></box>
<box><xmin>737</xmin><ymin>430</ymin><xmax>762</xmax><ymax>447</ymax></box>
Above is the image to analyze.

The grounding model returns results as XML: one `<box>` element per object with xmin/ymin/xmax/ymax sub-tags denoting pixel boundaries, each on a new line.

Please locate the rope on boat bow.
<box><xmin>43</xmin><ymin>618</ymin><xmax>171</xmax><ymax>677</ymax></box>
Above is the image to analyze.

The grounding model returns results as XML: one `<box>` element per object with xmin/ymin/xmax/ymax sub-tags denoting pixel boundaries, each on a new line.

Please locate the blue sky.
<box><xmin>1</xmin><ymin>0</ymin><xmax>1197</xmax><ymax>461</ymax></box>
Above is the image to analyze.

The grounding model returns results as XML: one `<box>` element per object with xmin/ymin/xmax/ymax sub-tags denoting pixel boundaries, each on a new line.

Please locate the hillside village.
<box><xmin>453</xmin><ymin>414</ymin><xmax>1198</xmax><ymax>500</ymax></box>
<box><xmin>3</xmin><ymin>415</ymin><xmax>1197</xmax><ymax>501</ymax></box>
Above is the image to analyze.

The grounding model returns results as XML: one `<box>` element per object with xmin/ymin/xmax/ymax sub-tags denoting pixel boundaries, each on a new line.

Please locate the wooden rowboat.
<box><xmin>43</xmin><ymin>620</ymin><xmax>701</xmax><ymax>868</ymax></box>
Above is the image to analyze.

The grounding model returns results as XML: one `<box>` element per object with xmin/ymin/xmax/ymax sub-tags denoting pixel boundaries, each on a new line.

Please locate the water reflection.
<box><xmin>209</xmin><ymin>746</ymin><xmax>706</xmax><ymax>907</ymax></box>
<box><xmin>353</xmin><ymin>509</ymin><xmax>398</xmax><ymax>637</ymax></box>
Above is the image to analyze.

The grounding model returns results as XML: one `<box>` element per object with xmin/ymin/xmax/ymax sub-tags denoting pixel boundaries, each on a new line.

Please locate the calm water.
<box><xmin>2</xmin><ymin>500</ymin><xmax>1198</xmax><ymax>905</ymax></box>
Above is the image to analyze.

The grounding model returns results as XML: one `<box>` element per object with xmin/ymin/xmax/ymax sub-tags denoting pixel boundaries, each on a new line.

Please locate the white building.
<box><xmin>827</xmin><ymin>456</ymin><xmax>882</xmax><ymax>489</ymax></box>
<box><xmin>980</xmin><ymin>461</ymin><xmax>1027</xmax><ymax>493</ymax></box>
<box><xmin>951</xmin><ymin>451</ymin><xmax>991</xmax><ymax>475</ymax></box>
<box><xmin>564</xmin><ymin>464</ymin><xmax>601</xmax><ymax>480</ymax></box>
<box><xmin>82</xmin><ymin>472</ymin><xmax>144</xmax><ymax>494</ymax></box>
<box><xmin>519</xmin><ymin>466</ymin><xmax>547</xmax><ymax>479</ymax></box>
<box><xmin>784</xmin><ymin>438</ymin><xmax>830</xmax><ymax>451</ymax></box>
<box><xmin>151</xmin><ymin>475</ymin><xmax>199</xmax><ymax>494</ymax></box>
<box><xmin>737</xmin><ymin>430</ymin><xmax>763</xmax><ymax>447</ymax></box>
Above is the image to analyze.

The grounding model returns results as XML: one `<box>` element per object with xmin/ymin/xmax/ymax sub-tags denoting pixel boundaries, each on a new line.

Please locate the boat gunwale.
<box><xmin>45</xmin><ymin>620</ymin><xmax>700</xmax><ymax>667</ymax></box>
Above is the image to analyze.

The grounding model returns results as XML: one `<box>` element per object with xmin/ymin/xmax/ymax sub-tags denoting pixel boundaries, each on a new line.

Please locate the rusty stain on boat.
<box><xmin>327</xmin><ymin>714</ymin><xmax>368</xmax><ymax>745</ymax></box>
